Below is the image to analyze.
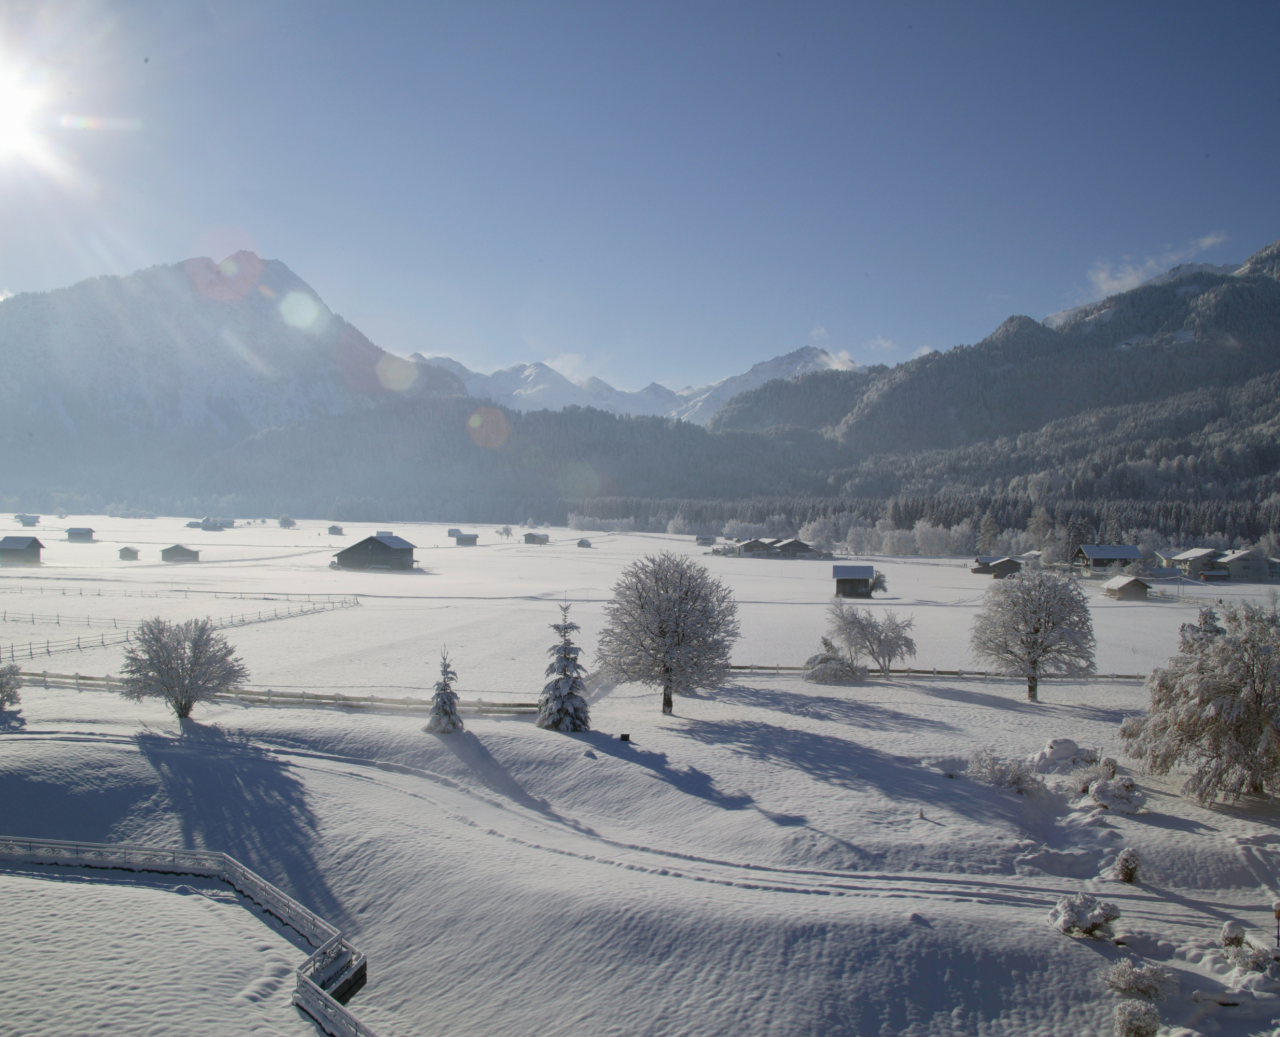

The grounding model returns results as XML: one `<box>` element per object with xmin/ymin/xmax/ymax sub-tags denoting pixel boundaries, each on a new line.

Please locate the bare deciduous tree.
<box><xmin>1121</xmin><ymin>604</ymin><xmax>1280</xmax><ymax>803</ymax></box>
<box><xmin>598</xmin><ymin>552</ymin><xmax>739</xmax><ymax>714</ymax></box>
<box><xmin>826</xmin><ymin>601</ymin><xmax>917</xmax><ymax>675</ymax></box>
<box><xmin>119</xmin><ymin>617</ymin><xmax>249</xmax><ymax>718</ymax></box>
<box><xmin>0</xmin><ymin>663</ymin><xmax>22</xmax><ymax>711</ymax></box>
<box><xmin>970</xmin><ymin>570</ymin><xmax>1095</xmax><ymax>701</ymax></box>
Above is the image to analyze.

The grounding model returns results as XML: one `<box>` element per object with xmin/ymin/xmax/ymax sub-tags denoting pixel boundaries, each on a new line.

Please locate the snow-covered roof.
<box><xmin>1173</xmin><ymin>548</ymin><xmax>1221</xmax><ymax>561</ymax></box>
<box><xmin>833</xmin><ymin>565</ymin><xmax>874</xmax><ymax>580</ymax></box>
<box><xmin>1076</xmin><ymin>544</ymin><xmax>1143</xmax><ymax>560</ymax></box>
<box><xmin>373</xmin><ymin>535</ymin><xmax>416</xmax><ymax>550</ymax></box>
<box><xmin>1217</xmin><ymin>548</ymin><xmax>1262</xmax><ymax>563</ymax></box>
<box><xmin>1103</xmin><ymin>575</ymin><xmax>1150</xmax><ymax>590</ymax></box>
<box><xmin>0</xmin><ymin>536</ymin><xmax>41</xmax><ymax>549</ymax></box>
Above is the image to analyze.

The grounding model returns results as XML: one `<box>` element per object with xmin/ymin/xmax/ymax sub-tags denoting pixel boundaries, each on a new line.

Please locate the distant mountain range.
<box><xmin>413</xmin><ymin>346</ymin><xmax>857</xmax><ymax>424</ymax></box>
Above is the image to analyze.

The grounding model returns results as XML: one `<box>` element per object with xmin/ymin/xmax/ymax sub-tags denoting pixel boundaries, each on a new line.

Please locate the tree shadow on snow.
<box><xmin>0</xmin><ymin>710</ymin><xmax>26</xmax><ymax>731</ymax></box>
<box><xmin>913</xmin><ymin>682</ymin><xmax>1131</xmax><ymax>724</ymax></box>
<box><xmin>133</xmin><ymin>720</ymin><xmax>344</xmax><ymax>926</ymax></box>
<box><xmin>716</xmin><ymin>683</ymin><xmax>958</xmax><ymax>733</ymax></box>
<box><xmin>578</xmin><ymin>731</ymin><xmax>756</xmax><ymax>812</ymax></box>
<box><xmin>677</xmin><ymin>718</ymin><xmax>1035</xmax><ymax>828</ymax></box>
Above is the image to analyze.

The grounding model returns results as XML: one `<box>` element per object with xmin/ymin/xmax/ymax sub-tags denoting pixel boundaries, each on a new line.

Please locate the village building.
<box><xmin>0</xmin><ymin>536</ymin><xmax>43</xmax><ymax>565</ymax></box>
<box><xmin>695</xmin><ymin>534</ymin><xmax>716</xmax><ymax>547</ymax></box>
<box><xmin>328</xmin><ymin>525</ymin><xmax>344</xmax><ymax>536</ymax></box>
<box><xmin>1103</xmin><ymin>575</ymin><xmax>1151</xmax><ymax>601</ymax></box>
<box><xmin>334</xmin><ymin>534</ymin><xmax>417</xmax><ymax>570</ymax></box>
<box><xmin>1173</xmin><ymin>548</ymin><xmax>1223</xmax><ymax>579</ymax></box>
<box><xmin>161</xmin><ymin>545</ymin><xmax>200</xmax><ymax>563</ymax></box>
<box><xmin>1215</xmin><ymin>548</ymin><xmax>1270</xmax><ymax>582</ymax></box>
<box><xmin>988</xmin><ymin>557</ymin><xmax>1023</xmax><ymax>579</ymax></box>
<box><xmin>577</xmin><ymin>539</ymin><xmax>592</xmax><ymax>548</ymax></box>
<box><xmin>833</xmin><ymin>565</ymin><xmax>875</xmax><ymax>598</ymax></box>
<box><xmin>1073</xmin><ymin>544</ymin><xmax>1144</xmax><ymax>569</ymax></box>
<box><xmin>523</xmin><ymin>532</ymin><xmax>549</xmax><ymax>545</ymax></box>
<box><xmin>118</xmin><ymin>547</ymin><xmax>140</xmax><ymax>561</ymax></box>
<box><xmin>774</xmin><ymin>538</ymin><xmax>813</xmax><ymax>558</ymax></box>
<box><xmin>200</xmin><ymin>517</ymin><xmax>225</xmax><ymax>531</ymax></box>
<box><xmin>66</xmin><ymin>527</ymin><xmax>94</xmax><ymax>542</ymax></box>
<box><xmin>970</xmin><ymin>555</ymin><xmax>1004</xmax><ymax>574</ymax></box>
<box><xmin>447</xmin><ymin>528</ymin><xmax>462</xmax><ymax>537</ymax></box>
<box><xmin>16</xmin><ymin>514</ymin><xmax>39</xmax><ymax>527</ymax></box>
<box><xmin>738</xmin><ymin>539</ymin><xmax>772</xmax><ymax>555</ymax></box>
<box><xmin>453</xmin><ymin>533</ymin><xmax>479</xmax><ymax>546</ymax></box>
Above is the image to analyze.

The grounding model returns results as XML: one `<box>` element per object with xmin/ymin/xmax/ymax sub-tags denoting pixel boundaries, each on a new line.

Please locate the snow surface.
<box><xmin>5</xmin><ymin>516</ymin><xmax>1280</xmax><ymax>1035</ymax></box>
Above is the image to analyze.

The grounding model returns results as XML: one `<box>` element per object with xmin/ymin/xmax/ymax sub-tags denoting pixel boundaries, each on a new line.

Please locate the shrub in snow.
<box><xmin>1113</xmin><ymin>1000</ymin><xmax>1160</xmax><ymax>1037</ymax></box>
<box><xmin>970</xmin><ymin>570</ymin><xmax>1096</xmax><ymax>701</ymax></box>
<box><xmin>1121</xmin><ymin>603</ymin><xmax>1280</xmax><ymax>803</ymax></box>
<box><xmin>1085</xmin><ymin>776</ymin><xmax>1146</xmax><ymax>814</ymax></box>
<box><xmin>968</xmin><ymin>748</ymin><xmax>1046</xmax><ymax>797</ymax></box>
<box><xmin>1028</xmin><ymin>737</ymin><xmax>1101</xmax><ymax>774</ymax></box>
<box><xmin>537</xmin><ymin>604</ymin><xmax>591</xmax><ymax>733</ymax></box>
<box><xmin>278</xmin><ymin>514</ymin><xmax>295</xmax><ymax>528</ymax></box>
<box><xmin>1221</xmin><ymin>920</ymin><xmax>1246</xmax><ymax>947</ymax></box>
<box><xmin>119</xmin><ymin>617</ymin><xmax>248</xmax><ymax>719</ymax></box>
<box><xmin>1047</xmin><ymin>892</ymin><xmax>1120</xmax><ymax>936</ymax></box>
<box><xmin>1067</xmin><ymin>758</ymin><xmax>1118</xmax><ymax>794</ymax></box>
<box><xmin>1110</xmin><ymin>847</ymin><xmax>1141</xmax><ymax>883</ymax></box>
<box><xmin>0</xmin><ymin>663</ymin><xmax>21</xmax><ymax>711</ymax></box>
<box><xmin>802</xmin><ymin>637</ymin><xmax>866</xmax><ymax>684</ymax></box>
<box><xmin>1103</xmin><ymin>959</ymin><xmax>1174</xmax><ymax>1000</ymax></box>
<box><xmin>424</xmin><ymin>651</ymin><xmax>464</xmax><ymax>734</ymax></box>
<box><xmin>598</xmin><ymin>552</ymin><xmax>739</xmax><ymax>715</ymax></box>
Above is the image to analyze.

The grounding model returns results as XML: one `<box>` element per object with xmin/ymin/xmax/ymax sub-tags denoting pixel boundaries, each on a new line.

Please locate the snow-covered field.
<box><xmin>4</xmin><ymin>516</ymin><xmax>1280</xmax><ymax>1036</ymax></box>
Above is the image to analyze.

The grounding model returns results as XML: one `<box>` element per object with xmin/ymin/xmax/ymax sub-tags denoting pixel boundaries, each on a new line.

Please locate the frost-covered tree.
<box><xmin>598</xmin><ymin>552</ymin><xmax>739</xmax><ymax>715</ymax></box>
<box><xmin>537</xmin><ymin>604</ymin><xmax>591</xmax><ymax>732</ymax></box>
<box><xmin>1121</xmin><ymin>604</ymin><xmax>1280</xmax><ymax>803</ymax></box>
<box><xmin>424</xmin><ymin>650</ymin><xmax>464</xmax><ymax>734</ymax></box>
<box><xmin>970</xmin><ymin>570</ymin><xmax>1096</xmax><ymax>701</ymax></box>
<box><xmin>278</xmin><ymin>514</ymin><xmax>296</xmax><ymax>528</ymax></box>
<box><xmin>826</xmin><ymin>601</ymin><xmax>916</xmax><ymax>675</ymax></box>
<box><xmin>119</xmin><ymin>617</ymin><xmax>249</xmax><ymax>718</ymax></box>
<box><xmin>0</xmin><ymin>663</ymin><xmax>22</xmax><ymax>711</ymax></box>
<box><xmin>871</xmin><ymin>570</ymin><xmax>887</xmax><ymax>594</ymax></box>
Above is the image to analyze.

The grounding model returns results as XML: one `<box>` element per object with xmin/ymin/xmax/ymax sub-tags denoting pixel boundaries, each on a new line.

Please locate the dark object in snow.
<box><xmin>161</xmin><ymin>544</ymin><xmax>200</xmax><ymax>563</ymax></box>
<box><xmin>0</xmin><ymin>536</ymin><xmax>43</xmax><ymax>566</ymax></box>
<box><xmin>620</xmin><ymin>733</ymin><xmax>630</xmax><ymax>742</ymax></box>
<box><xmin>333</xmin><ymin>534</ymin><xmax>417</xmax><ymax>571</ymax></box>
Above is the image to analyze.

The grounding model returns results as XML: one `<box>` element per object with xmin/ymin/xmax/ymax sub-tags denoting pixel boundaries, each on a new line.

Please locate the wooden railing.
<box><xmin>0</xmin><ymin>835</ymin><xmax>381</xmax><ymax>1037</ymax></box>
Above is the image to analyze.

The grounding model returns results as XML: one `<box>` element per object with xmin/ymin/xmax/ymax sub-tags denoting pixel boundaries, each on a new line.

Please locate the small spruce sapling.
<box><xmin>537</xmin><ymin>604</ymin><xmax>591</xmax><ymax>732</ymax></box>
<box><xmin>0</xmin><ymin>663</ymin><xmax>22</xmax><ymax>711</ymax></box>
<box><xmin>424</xmin><ymin>650</ymin><xmax>464</xmax><ymax>734</ymax></box>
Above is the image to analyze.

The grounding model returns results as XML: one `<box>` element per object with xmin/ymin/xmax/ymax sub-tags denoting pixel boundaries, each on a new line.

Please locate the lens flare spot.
<box><xmin>375</xmin><ymin>353</ymin><xmax>418</xmax><ymax>392</ymax></box>
<box><xmin>280</xmin><ymin>291</ymin><xmax>320</xmax><ymax>329</ymax></box>
<box><xmin>467</xmin><ymin>407</ymin><xmax>510</xmax><ymax>449</ymax></box>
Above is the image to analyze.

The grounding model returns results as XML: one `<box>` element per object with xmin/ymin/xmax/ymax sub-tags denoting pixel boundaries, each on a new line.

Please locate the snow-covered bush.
<box><xmin>968</xmin><ymin>748</ymin><xmax>1046</xmax><ymax>797</ymax></box>
<box><xmin>1048</xmin><ymin>892</ymin><xmax>1120</xmax><ymax>936</ymax></box>
<box><xmin>1066</xmin><ymin>758</ymin><xmax>1118</xmax><ymax>794</ymax></box>
<box><xmin>537</xmin><ymin>605</ymin><xmax>591</xmax><ymax>732</ymax></box>
<box><xmin>1113</xmin><ymin>1000</ymin><xmax>1160</xmax><ymax>1037</ymax></box>
<box><xmin>1110</xmin><ymin>847</ymin><xmax>1141</xmax><ymax>883</ymax></box>
<box><xmin>598</xmin><ymin>552</ymin><xmax>740</xmax><ymax>715</ymax></box>
<box><xmin>1103</xmin><ymin>959</ymin><xmax>1174</xmax><ymax>1000</ymax></box>
<box><xmin>802</xmin><ymin>638</ymin><xmax>866</xmax><ymax>684</ymax></box>
<box><xmin>970</xmin><ymin>571</ymin><xmax>1096</xmax><ymax>701</ymax></box>
<box><xmin>0</xmin><ymin>663</ymin><xmax>21</xmax><ymax>711</ymax></box>
<box><xmin>119</xmin><ymin>617</ymin><xmax>249</xmax><ymax>718</ymax></box>
<box><xmin>1121</xmin><ymin>603</ymin><xmax>1280</xmax><ymax>803</ymax></box>
<box><xmin>424</xmin><ymin>651</ymin><xmax>464</xmax><ymax>734</ymax></box>
<box><xmin>1222</xmin><ymin>920</ymin><xmax>1246</xmax><ymax>947</ymax></box>
<box><xmin>1027</xmin><ymin>737</ymin><xmax>1099</xmax><ymax>774</ymax></box>
<box><xmin>1084</xmin><ymin>776</ymin><xmax>1146</xmax><ymax>814</ymax></box>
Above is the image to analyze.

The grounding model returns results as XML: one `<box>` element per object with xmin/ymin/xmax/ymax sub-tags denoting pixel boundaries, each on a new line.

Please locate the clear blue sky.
<box><xmin>1</xmin><ymin>1</ymin><xmax>1277</xmax><ymax>390</ymax></box>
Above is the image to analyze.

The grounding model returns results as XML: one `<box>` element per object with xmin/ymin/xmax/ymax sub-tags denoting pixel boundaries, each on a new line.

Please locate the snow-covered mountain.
<box><xmin>414</xmin><ymin>345</ymin><xmax>859</xmax><ymax>425</ymax></box>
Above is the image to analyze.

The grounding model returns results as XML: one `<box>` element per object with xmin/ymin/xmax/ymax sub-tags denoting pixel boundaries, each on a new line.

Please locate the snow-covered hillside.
<box><xmin>5</xmin><ymin>518</ymin><xmax>1280</xmax><ymax>1035</ymax></box>
<box><xmin>416</xmin><ymin>345</ymin><xmax>859</xmax><ymax>424</ymax></box>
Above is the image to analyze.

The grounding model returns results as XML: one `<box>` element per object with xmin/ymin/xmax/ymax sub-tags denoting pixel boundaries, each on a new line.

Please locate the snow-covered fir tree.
<box><xmin>424</xmin><ymin>650</ymin><xmax>464</xmax><ymax>734</ymax></box>
<box><xmin>537</xmin><ymin>604</ymin><xmax>591</xmax><ymax>732</ymax></box>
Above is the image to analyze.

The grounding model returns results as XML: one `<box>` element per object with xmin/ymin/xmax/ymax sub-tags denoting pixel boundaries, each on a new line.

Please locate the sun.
<box><xmin>0</xmin><ymin>66</ymin><xmax>46</xmax><ymax>164</ymax></box>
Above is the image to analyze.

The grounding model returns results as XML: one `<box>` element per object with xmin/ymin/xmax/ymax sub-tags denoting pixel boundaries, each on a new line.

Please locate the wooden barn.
<box><xmin>1103</xmin><ymin>575</ymin><xmax>1151</xmax><ymax>600</ymax></box>
<box><xmin>453</xmin><ymin>533</ymin><xmax>479</xmax><ymax>546</ymax></box>
<box><xmin>695</xmin><ymin>534</ymin><xmax>716</xmax><ymax>547</ymax></box>
<box><xmin>334</xmin><ymin>534</ymin><xmax>417</xmax><ymax>570</ymax></box>
<box><xmin>66</xmin><ymin>527</ymin><xmax>94</xmax><ymax>542</ymax></box>
<box><xmin>738</xmin><ymin>539</ymin><xmax>772</xmax><ymax>555</ymax></box>
<box><xmin>833</xmin><ymin>564</ymin><xmax>874</xmax><ymax>598</ymax></box>
<box><xmin>16</xmin><ymin>514</ymin><xmax>39</xmax><ymax>527</ymax></box>
<box><xmin>523</xmin><ymin>532</ymin><xmax>550</xmax><ymax>545</ymax></box>
<box><xmin>989</xmin><ymin>557</ymin><xmax>1023</xmax><ymax>579</ymax></box>
<box><xmin>775</xmin><ymin>538</ymin><xmax>812</xmax><ymax>558</ymax></box>
<box><xmin>1073</xmin><ymin>545</ymin><xmax>1145</xmax><ymax>568</ymax></box>
<box><xmin>161</xmin><ymin>545</ymin><xmax>200</xmax><ymax>563</ymax></box>
<box><xmin>577</xmin><ymin>539</ymin><xmax>592</xmax><ymax>548</ymax></box>
<box><xmin>970</xmin><ymin>555</ymin><xmax>1003</xmax><ymax>574</ymax></box>
<box><xmin>119</xmin><ymin>547</ymin><xmax>140</xmax><ymax>561</ymax></box>
<box><xmin>328</xmin><ymin>525</ymin><xmax>344</xmax><ymax>536</ymax></box>
<box><xmin>0</xmin><ymin>536</ymin><xmax>43</xmax><ymax>566</ymax></box>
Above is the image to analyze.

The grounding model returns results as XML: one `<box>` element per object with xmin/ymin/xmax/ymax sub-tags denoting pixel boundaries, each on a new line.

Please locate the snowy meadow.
<box><xmin>3</xmin><ymin>516</ymin><xmax>1280</xmax><ymax>1036</ymax></box>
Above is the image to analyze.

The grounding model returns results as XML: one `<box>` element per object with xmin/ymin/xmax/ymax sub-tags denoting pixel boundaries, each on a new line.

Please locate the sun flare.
<box><xmin>0</xmin><ymin>66</ymin><xmax>45</xmax><ymax>163</ymax></box>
